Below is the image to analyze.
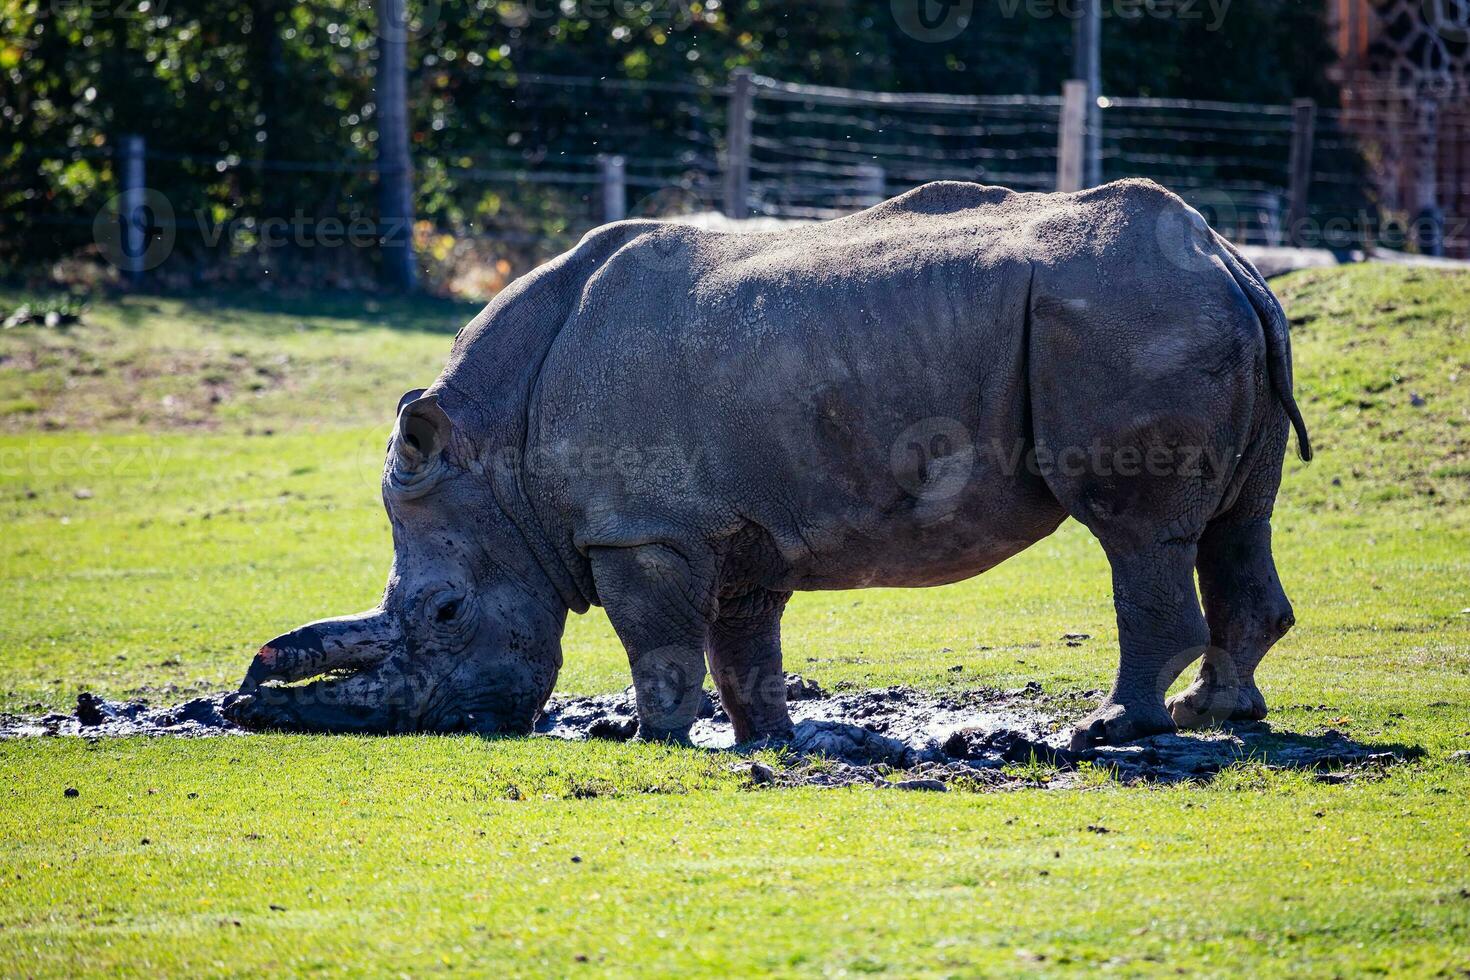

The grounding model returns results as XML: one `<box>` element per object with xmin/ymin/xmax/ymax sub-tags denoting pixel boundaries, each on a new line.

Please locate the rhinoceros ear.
<box><xmin>396</xmin><ymin>388</ymin><xmax>427</xmax><ymax>415</ymax></box>
<box><xmin>395</xmin><ymin>392</ymin><xmax>452</xmax><ymax>471</ymax></box>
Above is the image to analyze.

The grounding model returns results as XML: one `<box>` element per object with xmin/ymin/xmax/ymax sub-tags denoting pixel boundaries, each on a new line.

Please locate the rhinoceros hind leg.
<box><xmin>1070</xmin><ymin>541</ymin><xmax>1208</xmax><ymax>750</ymax></box>
<box><xmin>1168</xmin><ymin>418</ymin><xmax>1292</xmax><ymax>727</ymax></box>
<box><xmin>1168</xmin><ymin>515</ymin><xmax>1293</xmax><ymax>726</ymax></box>
<box><xmin>709</xmin><ymin>589</ymin><xmax>794</xmax><ymax>744</ymax></box>
<box><xmin>591</xmin><ymin>543</ymin><xmax>716</xmax><ymax>744</ymax></box>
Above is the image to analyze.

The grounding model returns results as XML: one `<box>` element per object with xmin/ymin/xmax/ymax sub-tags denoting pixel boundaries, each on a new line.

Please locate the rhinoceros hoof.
<box><xmin>1168</xmin><ymin>681</ymin><xmax>1268</xmax><ymax>728</ymax></box>
<box><xmin>632</xmin><ymin>724</ymin><xmax>696</xmax><ymax>747</ymax></box>
<box><xmin>1230</xmin><ymin>684</ymin><xmax>1269</xmax><ymax>722</ymax></box>
<box><xmin>1070</xmin><ymin>701</ymin><xmax>1176</xmax><ymax>751</ymax></box>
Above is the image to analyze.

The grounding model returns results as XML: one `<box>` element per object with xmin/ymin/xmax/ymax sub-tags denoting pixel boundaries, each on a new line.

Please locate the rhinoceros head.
<box><xmin>225</xmin><ymin>389</ymin><xmax>566</xmax><ymax>734</ymax></box>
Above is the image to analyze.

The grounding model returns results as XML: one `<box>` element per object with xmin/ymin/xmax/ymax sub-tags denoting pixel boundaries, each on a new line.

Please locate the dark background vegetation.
<box><xmin>2</xmin><ymin>0</ymin><xmax>1341</xmax><ymax>289</ymax></box>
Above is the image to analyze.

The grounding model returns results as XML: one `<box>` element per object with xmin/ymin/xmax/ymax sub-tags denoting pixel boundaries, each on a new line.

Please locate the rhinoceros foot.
<box><xmin>1167</xmin><ymin>679</ymin><xmax>1268</xmax><ymax>727</ymax></box>
<box><xmin>1069</xmin><ymin>700</ymin><xmax>1177</xmax><ymax>752</ymax></box>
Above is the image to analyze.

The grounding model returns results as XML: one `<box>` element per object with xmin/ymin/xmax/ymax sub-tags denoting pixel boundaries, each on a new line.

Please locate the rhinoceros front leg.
<box><xmin>709</xmin><ymin>589</ymin><xmax>794</xmax><ymax>744</ymax></box>
<box><xmin>591</xmin><ymin>543</ymin><xmax>716</xmax><ymax>744</ymax></box>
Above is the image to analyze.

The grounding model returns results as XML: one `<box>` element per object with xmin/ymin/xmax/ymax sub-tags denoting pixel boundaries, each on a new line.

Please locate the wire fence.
<box><xmin>16</xmin><ymin>69</ymin><xmax>1470</xmax><ymax>290</ymax></box>
<box><xmin>739</xmin><ymin>77</ymin><xmax>1461</xmax><ymax>254</ymax></box>
<box><xmin>746</xmin><ymin>77</ymin><xmax>1063</xmax><ymax>218</ymax></box>
<box><xmin>425</xmin><ymin>71</ymin><xmax>728</xmax><ymax>238</ymax></box>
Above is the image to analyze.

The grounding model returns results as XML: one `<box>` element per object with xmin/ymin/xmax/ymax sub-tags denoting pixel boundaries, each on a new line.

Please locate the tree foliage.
<box><xmin>1</xmin><ymin>0</ymin><xmax>1342</xmax><ymax>282</ymax></box>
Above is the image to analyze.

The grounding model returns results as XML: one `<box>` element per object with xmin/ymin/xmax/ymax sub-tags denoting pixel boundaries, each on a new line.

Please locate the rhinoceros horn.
<box><xmin>240</xmin><ymin>608</ymin><xmax>403</xmax><ymax>691</ymax></box>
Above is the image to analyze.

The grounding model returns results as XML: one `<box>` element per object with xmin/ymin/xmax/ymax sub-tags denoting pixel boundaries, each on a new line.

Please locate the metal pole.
<box><xmin>375</xmin><ymin>0</ymin><xmax>416</xmax><ymax>291</ymax></box>
<box><xmin>1071</xmin><ymin>0</ymin><xmax>1101</xmax><ymax>188</ymax></box>
<box><xmin>1286</xmin><ymin>99</ymin><xmax>1316</xmax><ymax>247</ymax></box>
<box><xmin>1056</xmin><ymin>81</ymin><xmax>1086</xmax><ymax>193</ymax></box>
<box><xmin>1412</xmin><ymin>97</ymin><xmax>1443</xmax><ymax>256</ymax></box>
<box><xmin>724</xmin><ymin>68</ymin><xmax>754</xmax><ymax>219</ymax></box>
<box><xmin>121</xmin><ymin>134</ymin><xmax>146</xmax><ymax>287</ymax></box>
<box><xmin>599</xmin><ymin>154</ymin><xmax>626</xmax><ymax>224</ymax></box>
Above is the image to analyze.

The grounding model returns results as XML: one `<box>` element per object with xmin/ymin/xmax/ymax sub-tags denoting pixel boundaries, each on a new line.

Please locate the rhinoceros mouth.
<box><xmin>226</xmin><ymin>652</ymin><xmax>521</xmax><ymax>735</ymax></box>
<box><xmin>225</xmin><ymin>668</ymin><xmax>445</xmax><ymax>734</ymax></box>
<box><xmin>229</xmin><ymin>660</ymin><xmax>427</xmax><ymax>735</ymax></box>
<box><xmin>251</xmin><ymin>667</ymin><xmax>360</xmax><ymax>690</ymax></box>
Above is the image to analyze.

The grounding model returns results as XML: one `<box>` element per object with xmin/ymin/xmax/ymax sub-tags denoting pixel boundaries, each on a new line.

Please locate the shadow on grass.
<box><xmin>1072</xmin><ymin>721</ymin><xmax>1427</xmax><ymax>785</ymax></box>
<box><xmin>111</xmin><ymin>288</ymin><xmax>483</xmax><ymax>337</ymax></box>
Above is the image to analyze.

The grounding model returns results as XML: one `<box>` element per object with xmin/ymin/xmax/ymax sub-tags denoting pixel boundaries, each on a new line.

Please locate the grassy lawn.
<box><xmin>1</xmin><ymin>265</ymin><xmax>1468</xmax><ymax>975</ymax></box>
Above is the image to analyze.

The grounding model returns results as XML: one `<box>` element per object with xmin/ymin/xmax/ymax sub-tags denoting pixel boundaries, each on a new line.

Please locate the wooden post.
<box><xmin>599</xmin><ymin>154</ymin><xmax>626</xmax><ymax>224</ymax></box>
<box><xmin>723</xmin><ymin>68</ymin><xmax>754</xmax><ymax>219</ymax></box>
<box><xmin>375</xmin><ymin>0</ymin><xmax>416</xmax><ymax>291</ymax></box>
<box><xmin>1057</xmin><ymin>81</ymin><xmax>1086</xmax><ymax>193</ymax></box>
<box><xmin>854</xmin><ymin>163</ymin><xmax>885</xmax><ymax>207</ymax></box>
<box><xmin>1286</xmin><ymin>98</ymin><xmax>1316</xmax><ymax>247</ymax></box>
<box><xmin>120</xmin><ymin>134</ymin><xmax>147</xmax><ymax>286</ymax></box>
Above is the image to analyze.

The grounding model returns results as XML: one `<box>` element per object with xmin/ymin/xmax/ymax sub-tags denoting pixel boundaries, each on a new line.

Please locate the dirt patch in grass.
<box><xmin>1</xmin><ymin>678</ymin><xmax>1420</xmax><ymax>791</ymax></box>
<box><xmin>539</xmin><ymin>679</ymin><xmax>1419</xmax><ymax>789</ymax></box>
<box><xmin>0</xmin><ymin>320</ymin><xmax>299</xmax><ymax>432</ymax></box>
<box><xmin>2</xmin><ymin>691</ymin><xmax>243</xmax><ymax>737</ymax></box>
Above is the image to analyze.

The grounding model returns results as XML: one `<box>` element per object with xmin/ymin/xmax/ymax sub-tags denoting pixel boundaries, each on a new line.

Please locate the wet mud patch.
<box><xmin>536</xmin><ymin>678</ymin><xmax>1420</xmax><ymax>790</ymax></box>
<box><xmin>2</xmin><ymin>679</ymin><xmax>1420</xmax><ymax>790</ymax></box>
<box><xmin>1</xmin><ymin>691</ymin><xmax>242</xmax><ymax>738</ymax></box>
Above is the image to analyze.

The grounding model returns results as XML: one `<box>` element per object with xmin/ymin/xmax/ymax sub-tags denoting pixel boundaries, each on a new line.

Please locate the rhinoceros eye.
<box><xmin>423</xmin><ymin>589</ymin><xmax>477</xmax><ymax>650</ymax></box>
<box><xmin>434</xmin><ymin>597</ymin><xmax>461</xmax><ymax>623</ymax></box>
<box><xmin>388</xmin><ymin>450</ymin><xmax>447</xmax><ymax>499</ymax></box>
<box><xmin>425</xmin><ymin>589</ymin><xmax>466</xmax><ymax>624</ymax></box>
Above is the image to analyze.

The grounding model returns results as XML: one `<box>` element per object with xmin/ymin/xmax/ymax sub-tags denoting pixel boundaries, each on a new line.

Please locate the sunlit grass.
<box><xmin>1</xmin><ymin>266</ymin><xmax>1468</xmax><ymax>974</ymax></box>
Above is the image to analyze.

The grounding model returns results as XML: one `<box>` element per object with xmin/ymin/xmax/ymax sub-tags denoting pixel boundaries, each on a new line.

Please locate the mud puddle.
<box><xmin>537</xmin><ymin>678</ymin><xmax>1416</xmax><ymax>789</ymax></box>
<box><xmin>2</xmin><ymin>678</ymin><xmax>1416</xmax><ymax>790</ymax></box>
<box><xmin>1</xmin><ymin>691</ymin><xmax>242</xmax><ymax>738</ymax></box>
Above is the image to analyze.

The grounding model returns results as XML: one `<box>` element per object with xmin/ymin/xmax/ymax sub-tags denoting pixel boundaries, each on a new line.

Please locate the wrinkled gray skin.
<box><xmin>226</xmin><ymin>179</ymin><xmax>1312</xmax><ymax>749</ymax></box>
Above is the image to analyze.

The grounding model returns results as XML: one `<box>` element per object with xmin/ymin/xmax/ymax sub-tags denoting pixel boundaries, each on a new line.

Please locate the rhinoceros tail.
<box><xmin>1217</xmin><ymin>239</ymin><xmax>1313</xmax><ymax>462</ymax></box>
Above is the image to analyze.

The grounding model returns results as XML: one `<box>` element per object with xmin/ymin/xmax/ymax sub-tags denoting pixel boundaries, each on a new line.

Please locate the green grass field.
<box><xmin>2</xmin><ymin>265</ymin><xmax>1468</xmax><ymax>975</ymax></box>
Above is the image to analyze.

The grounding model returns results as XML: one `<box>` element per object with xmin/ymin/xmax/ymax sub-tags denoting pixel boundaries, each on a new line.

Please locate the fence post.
<box><xmin>1057</xmin><ymin>81</ymin><xmax>1086</xmax><ymax>193</ymax></box>
<box><xmin>599</xmin><ymin>154</ymin><xmax>626</xmax><ymax>224</ymax></box>
<box><xmin>376</xmin><ymin>0</ymin><xmax>417</xmax><ymax>291</ymax></box>
<box><xmin>1286</xmin><ymin>98</ymin><xmax>1316</xmax><ymax>247</ymax></box>
<box><xmin>855</xmin><ymin>163</ymin><xmax>885</xmax><ymax>207</ymax></box>
<box><xmin>120</xmin><ymin>134</ymin><xmax>147</xmax><ymax>287</ymax></box>
<box><xmin>1071</xmin><ymin>0</ymin><xmax>1102</xmax><ymax>187</ymax></box>
<box><xmin>1412</xmin><ymin>98</ymin><xmax>1443</xmax><ymax>256</ymax></box>
<box><xmin>724</xmin><ymin>68</ymin><xmax>754</xmax><ymax>219</ymax></box>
